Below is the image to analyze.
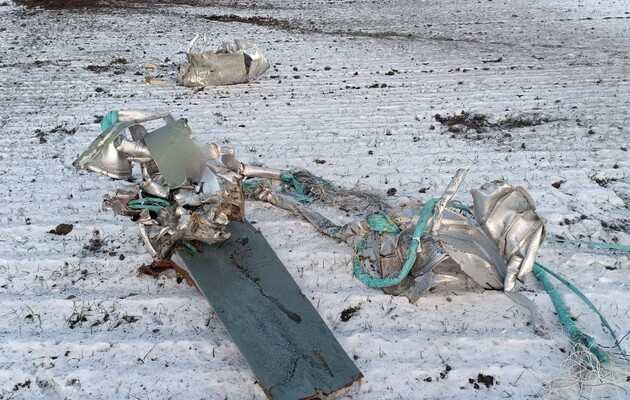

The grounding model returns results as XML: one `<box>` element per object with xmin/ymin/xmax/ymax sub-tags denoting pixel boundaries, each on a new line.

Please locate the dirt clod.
<box><xmin>35</xmin><ymin>129</ymin><xmax>47</xmax><ymax>144</ymax></box>
<box><xmin>469</xmin><ymin>373</ymin><xmax>495</xmax><ymax>388</ymax></box>
<box><xmin>435</xmin><ymin>111</ymin><xmax>489</xmax><ymax>133</ymax></box>
<box><xmin>439</xmin><ymin>364</ymin><xmax>452</xmax><ymax>379</ymax></box>
<box><xmin>12</xmin><ymin>380</ymin><xmax>31</xmax><ymax>392</ymax></box>
<box><xmin>478</xmin><ymin>373</ymin><xmax>494</xmax><ymax>388</ymax></box>
<box><xmin>340</xmin><ymin>306</ymin><xmax>360</xmax><ymax>322</ymax></box>
<box><xmin>482</xmin><ymin>56</ymin><xmax>503</xmax><ymax>63</ymax></box>
<box><xmin>84</xmin><ymin>230</ymin><xmax>103</xmax><ymax>252</ymax></box>
<box><xmin>49</xmin><ymin>223</ymin><xmax>73</xmax><ymax>235</ymax></box>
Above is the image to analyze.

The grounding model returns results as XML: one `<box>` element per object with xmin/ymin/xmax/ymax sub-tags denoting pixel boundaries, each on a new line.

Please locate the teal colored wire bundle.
<box><xmin>280</xmin><ymin>172</ymin><xmax>313</xmax><ymax>203</ymax></box>
<box><xmin>533</xmin><ymin>263</ymin><xmax>611</xmax><ymax>364</ymax></box>
<box><xmin>279</xmin><ymin>172</ymin><xmax>331</xmax><ymax>203</ymax></box>
<box><xmin>353</xmin><ymin>198</ymin><xmax>438</xmax><ymax>288</ymax></box>
<box><xmin>127</xmin><ymin>197</ymin><xmax>171</xmax><ymax>212</ymax></box>
<box><xmin>534</xmin><ymin>262</ymin><xmax>627</xmax><ymax>361</ymax></box>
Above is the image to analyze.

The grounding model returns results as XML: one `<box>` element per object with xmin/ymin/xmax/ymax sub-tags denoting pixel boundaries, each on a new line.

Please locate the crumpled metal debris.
<box><xmin>245</xmin><ymin>169</ymin><xmax>549</xmax><ymax>335</ymax></box>
<box><xmin>74</xmin><ymin>110</ymin><xmax>281</xmax><ymax>258</ymax></box>
<box><xmin>410</xmin><ymin>170</ymin><xmax>546</xmax><ymax>294</ymax></box>
<box><xmin>74</xmin><ymin>111</ymin><xmax>547</xmax><ymax>335</ymax></box>
<box><xmin>177</xmin><ymin>35</ymin><xmax>270</xmax><ymax>87</ymax></box>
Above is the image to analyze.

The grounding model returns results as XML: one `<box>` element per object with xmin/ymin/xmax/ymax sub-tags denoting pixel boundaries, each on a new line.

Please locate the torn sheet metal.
<box><xmin>177</xmin><ymin>36</ymin><xmax>270</xmax><ymax>87</ymax></box>
<box><xmin>471</xmin><ymin>183</ymin><xmax>545</xmax><ymax>290</ymax></box>
<box><xmin>74</xmin><ymin>110</ymin><xmax>263</xmax><ymax>258</ymax></box>
<box><xmin>73</xmin><ymin>111</ymin><xmax>173</xmax><ymax>180</ymax></box>
<box><xmin>430</xmin><ymin>171</ymin><xmax>546</xmax><ymax>293</ymax></box>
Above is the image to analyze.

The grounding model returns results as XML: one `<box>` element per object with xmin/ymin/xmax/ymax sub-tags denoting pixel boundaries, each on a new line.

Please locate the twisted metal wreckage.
<box><xmin>74</xmin><ymin>111</ymin><xmax>626</xmax><ymax>399</ymax></box>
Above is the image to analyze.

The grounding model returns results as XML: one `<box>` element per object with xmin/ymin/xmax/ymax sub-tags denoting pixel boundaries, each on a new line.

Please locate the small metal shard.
<box><xmin>431</xmin><ymin>168</ymin><xmax>467</xmax><ymax>236</ymax></box>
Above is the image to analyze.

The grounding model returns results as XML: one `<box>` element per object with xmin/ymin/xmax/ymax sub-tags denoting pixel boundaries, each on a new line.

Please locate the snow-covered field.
<box><xmin>0</xmin><ymin>0</ymin><xmax>629</xmax><ymax>398</ymax></box>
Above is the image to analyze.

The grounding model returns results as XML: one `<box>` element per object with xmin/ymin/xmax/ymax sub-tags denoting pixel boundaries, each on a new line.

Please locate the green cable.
<box><xmin>353</xmin><ymin>198</ymin><xmax>472</xmax><ymax>288</ymax></box>
<box><xmin>128</xmin><ymin>197</ymin><xmax>171</xmax><ymax>212</ymax></box>
<box><xmin>553</xmin><ymin>238</ymin><xmax>630</xmax><ymax>253</ymax></box>
<box><xmin>353</xmin><ymin>198</ymin><xmax>438</xmax><ymax>288</ymax></box>
<box><xmin>448</xmin><ymin>202</ymin><xmax>473</xmax><ymax>215</ymax></box>
<box><xmin>533</xmin><ymin>263</ymin><xmax>611</xmax><ymax>364</ymax></box>
<box><xmin>535</xmin><ymin>262</ymin><xmax>627</xmax><ymax>359</ymax></box>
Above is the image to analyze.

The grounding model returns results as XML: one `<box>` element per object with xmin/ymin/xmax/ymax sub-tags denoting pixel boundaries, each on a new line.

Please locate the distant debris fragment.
<box><xmin>177</xmin><ymin>35</ymin><xmax>270</xmax><ymax>87</ymax></box>
<box><xmin>481</xmin><ymin>56</ymin><xmax>503</xmax><ymax>63</ymax></box>
<box><xmin>144</xmin><ymin>77</ymin><xmax>167</xmax><ymax>85</ymax></box>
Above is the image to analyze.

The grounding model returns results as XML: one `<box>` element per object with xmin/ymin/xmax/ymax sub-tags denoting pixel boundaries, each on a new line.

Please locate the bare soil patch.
<box><xmin>16</xmin><ymin>0</ymin><xmax>208</xmax><ymax>10</ymax></box>
<box><xmin>434</xmin><ymin>110</ymin><xmax>551</xmax><ymax>140</ymax></box>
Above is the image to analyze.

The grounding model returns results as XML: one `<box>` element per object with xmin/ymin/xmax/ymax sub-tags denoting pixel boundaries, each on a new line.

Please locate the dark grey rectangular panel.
<box><xmin>173</xmin><ymin>221</ymin><xmax>362</xmax><ymax>399</ymax></box>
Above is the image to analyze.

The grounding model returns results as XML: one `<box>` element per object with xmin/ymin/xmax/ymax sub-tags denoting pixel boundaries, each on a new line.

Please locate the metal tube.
<box><xmin>431</xmin><ymin>169</ymin><xmax>468</xmax><ymax>236</ymax></box>
<box><xmin>115</xmin><ymin>138</ymin><xmax>152</xmax><ymax>160</ymax></box>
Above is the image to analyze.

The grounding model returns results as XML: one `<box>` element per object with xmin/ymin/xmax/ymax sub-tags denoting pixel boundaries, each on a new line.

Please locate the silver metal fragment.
<box><xmin>74</xmin><ymin>110</ymin><xmax>283</xmax><ymax>258</ymax></box>
<box><xmin>471</xmin><ymin>183</ymin><xmax>546</xmax><ymax>290</ymax></box>
<box><xmin>177</xmin><ymin>36</ymin><xmax>270</xmax><ymax>87</ymax></box>
<box><xmin>430</xmin><ymin>168</ymin><xmax>467</xmax><ymax>236</ymax></box>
